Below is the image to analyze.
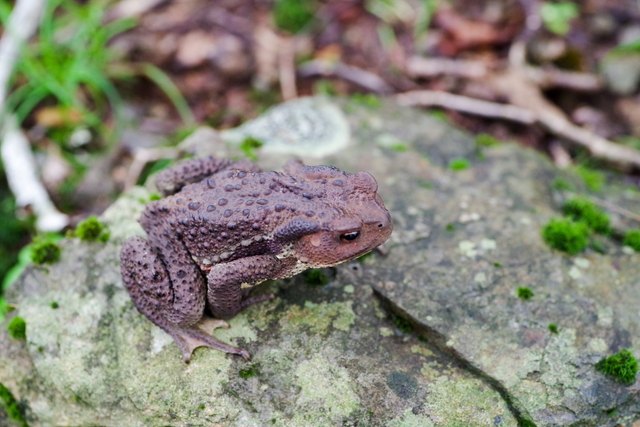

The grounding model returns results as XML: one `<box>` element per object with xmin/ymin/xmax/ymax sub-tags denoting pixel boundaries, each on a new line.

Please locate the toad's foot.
<box><xmin>164</xmin><ymin>319</ymin><xmax>251</xmax><ymax>362</ymax></box>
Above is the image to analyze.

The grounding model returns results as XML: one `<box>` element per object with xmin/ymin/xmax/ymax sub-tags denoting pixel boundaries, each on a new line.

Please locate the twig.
<box><xmin>395</xmin><ymin>90</ymin><xmax>536</xmax><ymax>123</ymax></box>
<box><xmin>405</xmin><ymin>56</ymin><xmax>489</xmax><ymax>79</ymax></box>
<box><xmin>395</xmin><ymin>88</ymin><xmax>640</xmax><ymax>170</ymax></box>
<box><xmin>524</xmin><ymin>66</ymin><xmax>604</xmax><ymax>92</ymax></box>
<box><xmin>406</xmin><ymin>55</ymin><xmax>603</xmax><ymax>92</ymax></box>
<box><xmin>1</xmin><ymin>117</ymin><xmax>69</xmax><ymax>231</ymax></box>
<box><xmin>586</xmin><ymin>195</ymin><xmax>640</xmax><ymax>224</ymax></box>
<box><xmin>0</xmin><ymin>0</ymin><xmax>45</xmax><ymax>106</ymax></box>
<box><xmin>298</xmin><ymin>59</ymin><xmax>394</xmax><ymax>94</ymax></box>
<box><xmin>0</xmin><ymin>0</ymin><xmax>69</xmax><ymax>231</ymax></box>
<box><xmin>278</xmin><ymin>36</ymin><xmax>298</xmax><ymax>101</ymax></box>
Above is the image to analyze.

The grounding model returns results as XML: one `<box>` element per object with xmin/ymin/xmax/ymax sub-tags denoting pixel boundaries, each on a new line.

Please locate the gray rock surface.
<box><xmin>1</xmin><ymin>96</ymin><xmax>639</xmax><ymax>426</ymax></box>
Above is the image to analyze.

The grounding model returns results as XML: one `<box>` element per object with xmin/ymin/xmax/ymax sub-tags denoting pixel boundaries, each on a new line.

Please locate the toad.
<box><xmin>120</xmin><ymin>156</ymin><xmax>393</xmax><ymax>362</ymax></box>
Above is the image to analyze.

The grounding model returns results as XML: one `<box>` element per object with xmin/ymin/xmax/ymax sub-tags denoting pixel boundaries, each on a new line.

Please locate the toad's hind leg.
<box><xmin>120</xmin><ymin>237</ymin><xmax>250</xmax><ymax>362</ymax></box>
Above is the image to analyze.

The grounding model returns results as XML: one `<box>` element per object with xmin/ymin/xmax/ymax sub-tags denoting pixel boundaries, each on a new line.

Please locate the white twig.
<box><xmin>0</xmin><ymin>0</ymin><xmax>45</xmax><ymax>105</ymax></box>
<box><xmin>278</xmin><ymin>36</ymin><xmax>298</xmax><ymax>101</ymax></box>
<box><xmin>0</xmin><ymin>0</ymin><xmax>69</xmax><ymax>231</ymax></box>
<box><xmin>395</xmin><ymin>88</ymin><xmax>640</xmax><ymax>170</ymax></box>
<box><xmin>298</xmin><ymin>59</ymin><xmax>394</xmax><ymax>94</ymax></box>
<box><xmin>586</xmin><ymin>196</ymin><xmax>640</xmax><ymax>224</ymax></box>
<box><xmin>1</xmin><ymin>117</ymin><xmax>68</xmax><ymax>231</ymax></box>
<box><xmin>405</xmin><ymin>56</ymin><xmax>489</xmax><ymax>79</ymax></box>
<box><xmin>395</xmin><ymin>90</ymin><xmax>537</xmax><ymax>123</ymax></box>
<box><xmin>406</xmin><ymin>55</ymin><xmax>603</xmax><ymax>92</ymax></box>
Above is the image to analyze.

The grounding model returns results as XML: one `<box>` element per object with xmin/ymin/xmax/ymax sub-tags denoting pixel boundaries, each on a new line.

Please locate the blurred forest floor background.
<box><xmin>1</xmin><ymin>0</ymin><xmax>640</xmax><ymax>318</ymax></box>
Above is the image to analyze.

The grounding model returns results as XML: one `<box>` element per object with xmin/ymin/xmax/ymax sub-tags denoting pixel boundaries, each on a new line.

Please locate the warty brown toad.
<box><xmin>120</xmin><ymin>156</ymin><xmax>393</xmax><ymax>362</ymax></box>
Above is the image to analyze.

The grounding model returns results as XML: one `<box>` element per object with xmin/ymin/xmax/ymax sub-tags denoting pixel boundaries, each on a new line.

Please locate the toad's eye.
<box><xmin>340</xmin><ymin>231</ymin><xmax>360</xmax><ymax>243</ymax></box>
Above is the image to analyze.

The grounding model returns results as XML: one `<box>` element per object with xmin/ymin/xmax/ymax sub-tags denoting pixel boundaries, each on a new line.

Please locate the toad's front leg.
<box><xmin>206</xmin><ymin>255</ymin><xmax>297</xmax><ymax>319</ymax></box>
<box><xmin>120</xmin><ymin>236</ymin><xmax>251</xmax><ymax>362</ymax></box>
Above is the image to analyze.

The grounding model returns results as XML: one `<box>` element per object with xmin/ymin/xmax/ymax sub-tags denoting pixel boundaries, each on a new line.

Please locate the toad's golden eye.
<box><xmin>340</xmin><ymin>231</ymin><xmax>360</xmax><ymax>242</ymax></box>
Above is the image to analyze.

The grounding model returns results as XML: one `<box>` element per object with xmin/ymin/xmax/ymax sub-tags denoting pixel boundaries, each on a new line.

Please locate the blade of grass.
<box><xmin>14</xmin><ymin>86</ymin><xmax>50</xmax><ymax>123</ymax></box>
<box><xmin>140</xmin><ymin>63</ymin><xmax>195</xmax><ymax>126</ymax></box>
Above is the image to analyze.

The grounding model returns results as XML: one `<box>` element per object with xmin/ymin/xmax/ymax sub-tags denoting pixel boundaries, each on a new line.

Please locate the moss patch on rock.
<box><xmin>595</xmin><ymin>349</ymin><xmax>638</xmax><ymax>385</ymax></box>
<box><xmin>541</xmin><ymin>218</ymin><xmax>590</xmax><ymax>254</ymax></box>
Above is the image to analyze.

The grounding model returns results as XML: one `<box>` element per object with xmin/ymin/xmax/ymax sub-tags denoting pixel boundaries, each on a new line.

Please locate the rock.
<box><xmin>601</xmin><ymin>53</ymin><xmax>640</xmax><ymax>95</ymax></box>
<box><xmin>1</xmin><ymin>96</ymin><xmax>639</xmax><ymax>426</ymax></box>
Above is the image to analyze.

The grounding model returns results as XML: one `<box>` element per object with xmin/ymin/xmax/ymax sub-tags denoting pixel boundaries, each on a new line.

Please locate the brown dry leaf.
<box><xmin>315</xmin><ymin>44</ymin><xmax>342</xmax><ymax>62</ymax></box>
<box><xmin>434</xmin><ymin>8</ymin><xmax>514</xmax><ymax>54</ymax></box>
<box><xmin>35</xmin><ymin>106</ymin><xmax>83</xmax><ymax>128</ymax></box>
<box><xmin>176</xmin><ymin>30</ymin><xmax>218</xmax><ymax>67</ymax></box>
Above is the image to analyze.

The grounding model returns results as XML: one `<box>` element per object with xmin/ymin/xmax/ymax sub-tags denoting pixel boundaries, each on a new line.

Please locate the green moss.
<box><xmin>541</xmin><ymin>218</ymin><xmax>590</xmax><ymax>254</ymax></box>
<box><xmin>561</xmin><ymin>198</ymin><xmax>610</xmax><ymax>234</ymax></box>
<box><xmin>392</xmin><ymin>315</ymin><xmax>412</xmax><ymax>333</ymax></box>
<box><xmin>595</xmin><ymin>349</ymin><xmax>638</xmax><ymax>385</ymax></box>
<box><xmin>303</xmin><ymin>268</ymin><xmax>328</xmax><ymax>286</ymax></box>
<box><xmin>148</xmin><ymin>192</ymin><xmax>161</xmax><ymax>202</ymax></box>
<box><xmin>239</xmin><ymin>365</ymin><xmax>258</xmax><ymax>379</ymax></box>
<box><xmin>623</xmin><ymin>229</ymin><xmax>640</xmax><ymax>251</ymax></box>
<box><xmin>429</xmin><ymin>110</ymin><xmax>448</xmax><ymax>122</ymax></box>
<box><xmin>493</xmin><ymin>262</ymin><xmax>502</xmax><ymax>267</ymax></box>
<box><xmin>7</xmin><ymin>316</ymin><xmax>26</xmax><ymax>339</ymax></box>
<box><xmin>0</xmin><ymin>382</ymin><xmax>28</xmax><ymax>427</ymax></box>
<box><xmin>590</xmin><ymin>238</ymin><xmax>606</xmax><ymax>254</ymax></box>
<box><xmin>552</xmin><ymin>178</ymin><xmax>574</xmax><ymax>191</ymax></box>
<box><xmin>239</xmin><ymin>136</ymin><xmax>263</xmax><ymax>161</ymax></box>
<box><xmin>517</xmin><ymin>418</ymin><xmax>537</xmax><ymax>427</ymax></box>
<box><xmin>357</xmin><ymin>251</ymin><xmax>373</xmax><ymax>263</ymax></box>
<box><xmin>390</xmin><ymin>143</ymin><xmax>409</xmax><ymax>152</ymax></box>
<box><xmin>575</xmin><ymin>165</ymin><xmax>605</xmax><ymax>192</ymax></box>
<box><xmin>351</xmin><ymin>93</ymin><xmax>382</xmax><ymax>109</ymax></box>
<box><xmin>475</xmin><ymin>133</ymin><xmax>500</xmax><ymax>147</ymax></box>
<box><xmin>548</xmin><ymin>323</ymin><xmax>558</xmax><ymax>334</ymax></box>
<box><xmin>50</xmin><ymin>301</ymin><xmax>59</xmax><ymax>309</ymax></box>
<box><xmin>313</xmin><ymin>79</ymin><xmax>337</xmax><ymax>96</ymax></box>
<box><xmin>273</xmin><ymin>0</ymin><xmax>316</xmax><ymax>33</ymax></box>
<box><xmin>31</xmin><ymin>240</ymin><xmax>61</xmax><ymax>264</ymax></box>
<box><xmin>517</xmin><ymin>287</ymin><xmax>534</xmax><ymax>301</ymax></box>
<box><xmin>75</xmin><ymin>216</ymin><xmax>109</xmax><ymax>242</ymax></box>
<box><xmin>448</xmin><ymin>158</ymin><xmax>470</xmax><ymax>171</ymax></box>
<box><xmin>445</xmin><ymin>223</ymin><xmax>455</xmax><ymax>232</ymax></box>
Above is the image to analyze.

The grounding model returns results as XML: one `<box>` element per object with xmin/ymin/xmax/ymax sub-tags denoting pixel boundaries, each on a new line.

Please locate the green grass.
<box><xmin>541</xmin><ymin>218</ymin><xmax>590</xmax><ymax>254</ymax></box>
<box><xmin>2</xmin><ymin>0</ymin><xmax>193</xmax><ymax>145</ymax></box>
<box><xmin>595</xmin><ymin>349</ymin><xmax>638</xmax><ymax>385</ymax></box>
